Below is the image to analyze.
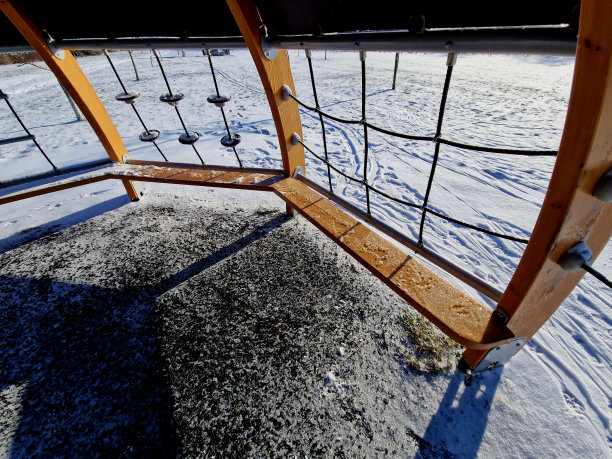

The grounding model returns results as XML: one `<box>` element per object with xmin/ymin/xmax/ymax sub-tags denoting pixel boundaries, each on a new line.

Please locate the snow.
<box><xmin>0</xmin><ymin>49</ymin><xmax>610</xmax><ymax>456</ymax></box>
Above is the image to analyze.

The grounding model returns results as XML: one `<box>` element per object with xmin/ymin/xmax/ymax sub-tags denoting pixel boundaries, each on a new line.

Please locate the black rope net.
<box><xmin>292</xmin><ymin>51</ymin><xmax>611</xmax><ymax>290</ymax></box>
<box><xmin>290</xmin><ymin>51</ymin><xmax>558</xmax><ymax>248</ymax></box>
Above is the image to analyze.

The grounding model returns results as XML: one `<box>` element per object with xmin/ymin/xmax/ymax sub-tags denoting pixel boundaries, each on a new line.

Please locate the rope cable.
<box><xmin>361</xmin><ymin>52</ymin><xmax>372</xmax><ymax>215</ymax></box>
<box><xmin>581</xmin><ymin>264</ymin><xmax>612</xmax><ymax>289</ymax></box>
<box><xmin>300</xmin><ymin>136</ymin><xmax>527</xmax><ymax>243</ymax></box>
<box><xmin>288</xmin><ymin>96</ymin><xmax>556</xmax><ymax>155</ymax></box>
<box><xmin>153</xmin><ymin>50</ymin><xmax>204</xmax><ymax>165</ymax></box>
<box><xmin>203</xmin><ymin>49</ymin><xmax>243</xmax><ymax>168</ymax></box>
<box><xmin>306</xmin><ymin>50</ymin><xmax>333</xmax><ymax>193</ymax></box>
<box><xmin>0</xmin><ymin>88</ymin><xmax>58</xmax><ymax>171</ymax></box>
<box><xmin>103</xmin><ymin>50</ymin><xmax>168</xmax><ymax>162</ymax></box>
<box><xmin>418</xmin><ymin>53</ymin><xmax>456</xmax><ymax>245</ymax></box>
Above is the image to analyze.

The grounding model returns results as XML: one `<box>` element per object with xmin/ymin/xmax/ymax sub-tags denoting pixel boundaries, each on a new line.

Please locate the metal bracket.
<box><xmin>492</xmin><ymin>306</ymin><xmax>509</xmax><ymax>324</ymax></box>
<box><xmin>46</xmin><ymin>35</ymin><xmax>65</xmax><ymax>60</ymax></box>
<box><xmin>260</xmin><ymin>26</ymin><xmax>278</xmax><ymax>61</ymax></box>
<box><xmin>293</xmin><ymin>166</ymin><xmax>305</xmax><ymax>178</ymax></box>
<box><xmin>558</xmin><ymin>241</ymin><xmax>593</xmax><ymax>272</ymax></box>
<box><xmin>281</xmin><ymin>84</ymin><xmax>293</xmax><ymax>101</ymax></box>
<box><xmin>473</xmin><ymin>338</ymin><xmax>526</xmax><ymax>373</ymax></box>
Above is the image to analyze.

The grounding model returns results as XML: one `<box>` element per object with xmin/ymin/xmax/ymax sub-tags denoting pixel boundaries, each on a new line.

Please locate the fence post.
<box><xmin>392</xmin><ymin>52</ymin><xmax>399</xmax><ymax>90</ymax></box>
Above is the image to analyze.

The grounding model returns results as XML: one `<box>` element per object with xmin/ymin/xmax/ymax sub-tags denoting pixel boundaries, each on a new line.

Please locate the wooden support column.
<box><xmin>463</xmin><ymin>1</ymin><xmax>612</xmax><ymax>368</ymax></box>
<box><xmin>0</xmin><ymin>0</ymin><xmax>138</xmax><ymax>201</ymax></box>
<box><xmin>225</xmin><ymin>0</ymin><xmax>305</xmax><ymax>212</ymax></box>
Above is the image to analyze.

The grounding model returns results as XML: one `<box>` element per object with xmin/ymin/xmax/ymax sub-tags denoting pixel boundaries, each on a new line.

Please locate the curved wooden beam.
<box><xmin>225</xmin><ymin>0</ymin><xmax>305</xmax><ymax>179</ymax></box>
<box><xmin>0</xmin><ymin>0</ymin><xmax>138</xmax><ymax>201</ymax></box>
<box><xmin>463</xmin><ymin>0</ymin><xmax>612</xmax><ymax>368</ymax></box>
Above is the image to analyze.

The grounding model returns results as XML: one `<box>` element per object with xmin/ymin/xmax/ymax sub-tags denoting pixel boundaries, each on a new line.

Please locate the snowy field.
<box><xmin>0</xmin><ymin>49</ymin><xmax>610</xmax><ymax>456</ymax></box>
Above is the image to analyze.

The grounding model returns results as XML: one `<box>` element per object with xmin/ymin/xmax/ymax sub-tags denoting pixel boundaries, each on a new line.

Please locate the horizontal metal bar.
<box><xmin>4</xmin><ymin>27</ymin><xmax>576</xmax><ymax>55</ymax></box>
<box><xmin>0</xmin><ymin>134</ymin><xmax>35</xmax><ymax>146</ymax></box>
<box><xmin>0</xmin><ymin>158</ymin><xmax>112</xmax><ymax>189</ymax></box>
<box><xmin>0</xmin><ymin>45</ymin><xmax>34</xmax><ymax>53</ymax></box>
<box><xmin>270</xmin><ymin>28</ymin><xmax>577</xmax><ymax>56</ymax></box>
<box><xmin>53</xmin><ymin>37</ymin><xmax>246</xmax><ymax>51</ymax></box>
<box><xmin>296</xmin><ymin>173</ymin><xmax>504</xmax><ymax>302</ymax></box>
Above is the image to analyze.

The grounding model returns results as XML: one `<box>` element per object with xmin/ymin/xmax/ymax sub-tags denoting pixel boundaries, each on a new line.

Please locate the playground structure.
<box><xmin>0</xmin><ymin>0</ymin><xmax>610</xmax><ymax>372</ymax></box>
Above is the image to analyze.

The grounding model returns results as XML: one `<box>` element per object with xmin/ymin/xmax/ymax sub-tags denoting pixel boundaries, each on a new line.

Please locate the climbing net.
<box><xmin>286</xmin><ymin>51</ymin><xmax>558</xmax><ymax>248</ymax></box>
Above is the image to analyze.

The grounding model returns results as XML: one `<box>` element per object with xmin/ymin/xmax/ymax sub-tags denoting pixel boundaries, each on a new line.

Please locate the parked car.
<box><xmin>210</xmin><ymin>48</ymin><xmax>230</xmax><ymax>56</ymax></box>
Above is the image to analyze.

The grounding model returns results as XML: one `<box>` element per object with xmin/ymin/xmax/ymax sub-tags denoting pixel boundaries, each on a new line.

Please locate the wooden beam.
<box><xmin>270</xmin><ymin>177</ymin><xmax>514</xmax><ymax>350</ymax></box>
<box><xmin>0</xmin><ymin>0</ymin><xmax>138</xmax><ymax>201</ymax></box>
<box><xmin>0</xmin><ymin>162</ymin><xmax>285</xmax><ymax>205</ymax></box>
<box><xmin>463</xmin><ymin>0</ymin><xmax>612</xmax><ymax>368</ymax></box>
<box><xmin>225</xmin><ymin>0</ymin><xmax>305</xmax><ymax>180</ymax></box>
<box><xmin>0</xmin><ymin>160</ymin><xmax>511</xmax><ymax>349</ymax></box>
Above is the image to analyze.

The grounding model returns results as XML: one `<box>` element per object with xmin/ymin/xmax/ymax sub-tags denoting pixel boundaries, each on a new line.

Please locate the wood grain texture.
<box><xmin>0</xmin><ymin>0</ymin><xmax>137</xmax><ymax>200</ymax></box>
<box><xmin>464</xmin><ymin>0</ymin><xmax>612</xmax><ymax>367</ymax></box>
<box><xmin>0</xmin><ymin>163</ymin><xmax>284</xmax><ymax>205</ymax></box>
<box><xmin>271</xmin><ymin>177</ymin><xmax>514</xmax><ymax>350</ymax></box>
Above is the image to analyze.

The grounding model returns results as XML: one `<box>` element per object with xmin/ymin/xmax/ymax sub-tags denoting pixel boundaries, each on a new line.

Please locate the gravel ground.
<box><xmin>0</xmin><ymin>198</ymin><xmax>483</xmax><ymax>458</ymax></box>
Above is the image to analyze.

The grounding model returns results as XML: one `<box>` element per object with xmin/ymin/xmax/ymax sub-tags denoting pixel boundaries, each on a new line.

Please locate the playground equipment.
<box><xmin>0</xmin><ymin>0</ymin><xmax>610</xmax><ymax>372</ymax></box>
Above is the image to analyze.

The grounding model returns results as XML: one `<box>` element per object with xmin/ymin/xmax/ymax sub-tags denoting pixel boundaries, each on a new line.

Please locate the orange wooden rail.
<box><xmin>463</xmin><ymin>1</ymin><xmax>612</xmax><ymax>367</ymax></box>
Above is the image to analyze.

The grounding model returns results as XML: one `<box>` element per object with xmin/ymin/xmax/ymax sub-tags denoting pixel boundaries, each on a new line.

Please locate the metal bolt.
<box><xmin>281</xmin><ymin>85</ymin><xmax>293</xmax><ymax>101</ymax></box>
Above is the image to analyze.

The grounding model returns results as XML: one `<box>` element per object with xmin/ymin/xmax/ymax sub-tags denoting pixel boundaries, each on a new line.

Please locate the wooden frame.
<box><xmin>463</xmin><ymin>1</ymin><xmax>612</xmax><ymax>367</ymax></box>
<box><xmin>1</xmin><ymin>0</ymin><xmax>610</xmax><ymax>369</ymax></box>
<box><xmin>0</xmin><ymin>0</ymin><xmax>138</xmax><ymax>201</ymax></box>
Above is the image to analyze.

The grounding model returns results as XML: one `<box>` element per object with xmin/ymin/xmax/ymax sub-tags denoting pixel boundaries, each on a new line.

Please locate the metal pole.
<box><xmin>392</xmin><ymin>52</ymin><xmax>399</xmax><ymax>90</ymax></box>
<box><xmin>128</xmin><ymin>50</ymin><xmax>140</xmax><ymax>81</ymax></box>
<box><xmin>59</xmin><ymin>83</ymin><xmax>85</xmax><ymax>121</ymax></box>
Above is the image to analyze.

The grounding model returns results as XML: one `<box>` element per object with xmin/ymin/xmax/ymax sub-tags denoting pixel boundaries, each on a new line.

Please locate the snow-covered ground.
<box><xmin>0</xmin><ymin>49</ymin><xmax>610</xmax><ymax>456</ymax></box>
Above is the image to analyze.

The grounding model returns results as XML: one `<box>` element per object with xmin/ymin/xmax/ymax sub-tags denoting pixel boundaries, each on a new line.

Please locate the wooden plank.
<box><xmin>271</xmin><ymin>177</ymin><xmax>514</xmax><ymax>349</ymax></box>
<box><xmin>0</xmin><ymin>0</ymin><xmax>138</xmax><ymax>201</ymax></box>
<box><xmin>0</xmin><ymin>173</ymin><xmax>111</xmax><ymax>205</ymax></box>
<box><xmin>0</xmin><ymin>163</ymin><xmax>285</xmax><ymax>205</ymax></box>
<box><xmin>226</xmin><ymin>0</ymin><xmax>305</xmax><ymax>214</ymax></box>
<box><xmin>463</xmin><ymin>1</ymin><xmax>612</xmax><ymax>367</ymax></box>
<box><xmin>109</xmin><ymin>164</ymin><xmax>285</xmax><ymax>189</ymax></box>
<box><xmin>0</xmin><ymin>158</ymin><xmax>513</xmax><ymax>349</ymax></box>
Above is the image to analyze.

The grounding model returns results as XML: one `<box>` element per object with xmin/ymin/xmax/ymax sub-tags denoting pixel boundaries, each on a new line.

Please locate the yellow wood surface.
<box><xmin>464</xmin><ymin>0</ymin><xmax>612</xmax><ymax>367</ymax></box>
<box><xmin>0</xmin><ymin>0</ymin><xmax>137</xmax><ymax>200</ymax></box>
<box><xmin>225</xmin><ymin>0</ymin><xmax>305</xmax><ymax>178</ymax></box>
<box><xmin>270</xmin><ymin>178</ymin><xmax>514</xmax><ymax>349</ymax></box>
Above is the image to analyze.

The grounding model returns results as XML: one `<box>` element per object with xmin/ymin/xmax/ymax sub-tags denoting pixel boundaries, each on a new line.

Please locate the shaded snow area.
<box><xmin>0</xmin><ymin>49</ymin><xmax>610</xmax><ymax>456</ymax></box>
